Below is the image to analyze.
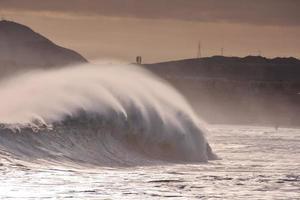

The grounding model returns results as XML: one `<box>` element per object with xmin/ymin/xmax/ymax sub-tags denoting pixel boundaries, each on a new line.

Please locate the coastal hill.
<box><xmin>0</xmin><ymin>20</ymin><xmax>87</xmax><ymax>78</ymax></box>
<box><xmin>145</xmin><ymin>56</ymin><xmax>300</xmax><ymax>126</ymax></box>
<box><xmin>145</xmin><ymin>56</ymin><xmax>300</xmax><ymax>81</ymax></box>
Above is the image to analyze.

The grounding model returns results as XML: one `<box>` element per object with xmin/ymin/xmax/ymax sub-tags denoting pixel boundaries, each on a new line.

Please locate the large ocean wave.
<box><xmin>0</xmin><ymin>63</ymin><xmax>217</xmax><ymax>166</ymax></box>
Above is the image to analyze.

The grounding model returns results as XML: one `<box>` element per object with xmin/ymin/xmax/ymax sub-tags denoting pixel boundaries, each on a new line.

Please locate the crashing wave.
<box><xmin>0</xmin><ymin>63</ymin><xmax>217</xmax><ymax>166</ymax></box>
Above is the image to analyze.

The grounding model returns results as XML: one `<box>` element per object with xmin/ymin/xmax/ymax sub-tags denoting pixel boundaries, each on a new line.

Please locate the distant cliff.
<box><xmin>145</xmin><ymin>56</ymin><xmax>300</xmax><ymax>126</ymax></box>
<box><xmin>0</xmin><ymin>20</ymin><xmax>87</xmax><ymax>78</ymax></box>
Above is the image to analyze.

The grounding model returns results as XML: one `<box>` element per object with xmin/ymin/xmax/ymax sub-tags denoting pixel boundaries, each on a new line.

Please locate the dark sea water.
<box><xmin>1</xmin><ymin>125</ymin><xmax>299</xmax><ymax>200</ymax></box>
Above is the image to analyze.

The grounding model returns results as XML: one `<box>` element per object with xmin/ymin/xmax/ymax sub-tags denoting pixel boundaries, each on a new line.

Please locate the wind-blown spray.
<box><xmin>0</xmin><ymin>62</ymin><xmax>217</xmax><ymax>166</ymax></box>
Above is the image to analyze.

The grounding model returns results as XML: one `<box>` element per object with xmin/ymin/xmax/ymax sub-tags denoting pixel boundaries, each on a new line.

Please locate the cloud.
<box><xmin>0</xmin><ymin>0</ymin><xmax>299</xmax><ymax>26</ymax></box>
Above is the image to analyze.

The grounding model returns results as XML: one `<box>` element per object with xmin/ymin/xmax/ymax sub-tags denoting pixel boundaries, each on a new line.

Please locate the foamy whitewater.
<box><xmin>0</xmin><ymin>62</ymin><xmax>216</xmax><ymax>166</ymax></box>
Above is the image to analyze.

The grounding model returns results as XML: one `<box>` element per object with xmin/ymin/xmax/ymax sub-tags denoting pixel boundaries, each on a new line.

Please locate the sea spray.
<box><xmin>0</xmin><ymin>62</ymin><xmax>217</xmax><ymax>165</ymax></box>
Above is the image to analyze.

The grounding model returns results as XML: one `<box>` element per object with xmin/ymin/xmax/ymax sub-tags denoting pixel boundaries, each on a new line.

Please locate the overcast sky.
<box><xmin>1</xmin><ymin>0</ymin><xmax>299</xmax><ymax>62</ymax></box>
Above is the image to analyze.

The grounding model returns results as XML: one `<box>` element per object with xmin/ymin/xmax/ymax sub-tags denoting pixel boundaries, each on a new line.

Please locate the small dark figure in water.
<box><xmin>275</xmin><ymin>124</ymin><xmax>279</xmax><ymax>131</ymax></box>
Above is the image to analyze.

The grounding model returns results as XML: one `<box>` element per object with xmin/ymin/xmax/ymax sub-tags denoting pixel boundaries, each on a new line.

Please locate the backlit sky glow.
<box><xmin>1</xmin><ymin>0</ymin><xmax>299</xmax><ymax>62</ymax></box>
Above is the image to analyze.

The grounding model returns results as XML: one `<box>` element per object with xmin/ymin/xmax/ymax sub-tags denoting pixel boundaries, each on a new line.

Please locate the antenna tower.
<box><xmin>197</xmin><ymin>41</ymin><xmax>202</xmax><ymax>58</ymax></box>
<box><xmin>1</xmin><ymin>13</ymin><xmax>5</xmax><ymax>21</ymax></box>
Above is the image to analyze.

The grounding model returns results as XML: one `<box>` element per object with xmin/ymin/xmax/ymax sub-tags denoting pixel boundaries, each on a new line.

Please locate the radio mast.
<box><xmin>197</xmin><ymin>41</ymin><xmax>202</xmax><ymax>58</ymax></box>
<box><xmin>258</xmin><ymin>50</ymin><xmax>262</xmax><ymax>56</ymax></box>
<box><xmin>0</xmin><ymin>11</ymin><xmax>5</xmax><ymax>21</ymax></box>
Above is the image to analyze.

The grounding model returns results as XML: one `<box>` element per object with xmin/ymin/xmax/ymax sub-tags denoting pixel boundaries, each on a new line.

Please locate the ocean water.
<box><xmin>0</xmin><ymin>63</ymin><xmax>299</xmax><ymax>199</ymax></box>
<box><xmin>0</xmin><ymin>125</ymin><xmax>299</xmax><ymax>200</ymax></box>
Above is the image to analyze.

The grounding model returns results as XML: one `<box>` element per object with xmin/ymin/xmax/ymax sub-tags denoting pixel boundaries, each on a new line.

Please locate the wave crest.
<box><xmin>0</xmin><ymin>62</ymin><xmax>217</xmax><ymax>165</ymax></box>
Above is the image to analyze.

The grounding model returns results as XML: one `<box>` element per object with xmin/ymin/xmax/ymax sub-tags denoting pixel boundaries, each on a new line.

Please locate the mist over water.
<box><xmin>0</xmin><ymin>62</ymin><xmax>216</xmax><ymax>165</ymax></box>
<box><xmin>0</xmin><ymin>63</ymin><xmax>200</xmax><ymax>124</ymax></box>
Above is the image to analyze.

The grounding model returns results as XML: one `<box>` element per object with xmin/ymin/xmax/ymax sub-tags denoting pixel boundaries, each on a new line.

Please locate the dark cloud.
<box><xmin>0</xmin><ymin>0</ymin><xmax>299</xmax><ymax>26</ymax></box>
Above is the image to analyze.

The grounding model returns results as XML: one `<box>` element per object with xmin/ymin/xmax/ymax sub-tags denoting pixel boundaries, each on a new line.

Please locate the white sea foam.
<box><xmin>0</xmin><ymin>62</ymin><xmax>216</xmax><ymax>164</ymax></box>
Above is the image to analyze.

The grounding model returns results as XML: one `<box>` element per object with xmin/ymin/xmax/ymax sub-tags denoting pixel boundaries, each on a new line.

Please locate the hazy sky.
<box><xmin>1</xmin><ymin>0</ymin><xmax>299</xmax><ymax>62</ymax></box>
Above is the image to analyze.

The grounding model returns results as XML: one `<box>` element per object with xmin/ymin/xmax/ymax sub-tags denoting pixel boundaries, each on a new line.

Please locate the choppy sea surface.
<box><xmin>1</xmin><ymin>125</ymin><xmax>299</xmax><ymax>199</ymax></box>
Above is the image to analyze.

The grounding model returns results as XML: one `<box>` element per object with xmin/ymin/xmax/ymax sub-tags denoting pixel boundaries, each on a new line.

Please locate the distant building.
<box><xmin>136</xmin><ymin>56</ymin><xmax>142</xmax><ymax>64</ymax></box>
